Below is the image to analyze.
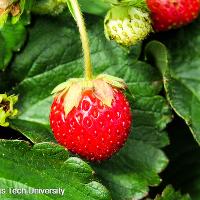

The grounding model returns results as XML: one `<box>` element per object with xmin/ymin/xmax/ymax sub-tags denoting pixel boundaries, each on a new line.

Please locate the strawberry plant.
<box><xmin>0</xmin><ymin>0</ymin><xmax>200</xmax><ymax>199</ymax></box>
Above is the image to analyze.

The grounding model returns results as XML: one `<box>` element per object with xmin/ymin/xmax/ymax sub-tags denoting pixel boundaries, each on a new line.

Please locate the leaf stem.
<box><xmin>69</xmin><ymin>0</ymin><xmax>93</xmax><ymax>80</ymax></box>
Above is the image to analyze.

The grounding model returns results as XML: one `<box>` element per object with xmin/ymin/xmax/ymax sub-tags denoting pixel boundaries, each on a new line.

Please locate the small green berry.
<box><xmin>104</xmin><ymin>6</ymin><xmax>153</xmax><ymax>46</ymax></box>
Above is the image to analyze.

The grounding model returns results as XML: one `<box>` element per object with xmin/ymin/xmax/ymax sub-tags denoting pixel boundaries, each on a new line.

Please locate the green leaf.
<box><xmin>78</xmin><ymin>0</ymin><xmax>111</xmax><ymax>16</ymax></box>
<box><xmin>160</xmin><ymin>117</ymin><xmax>200</xmax><ymax>200</ymax></box>
<box><xmin>2</xmin><ymin>16</ymin><xmax>171</xmax><ymax>199</ymax></box>
<box><xmin>0</xmin><ymin>21</ymin><xmax>26</xmax><ymax>70</ymax></box>
<box><xmin>0</xmin><ymin>140</ymin><xmax>111</xmax><ymax>200</ymax></box>
<box><xmin>154</xmin><ymin>185</ymin><xmax>191</xmax><ymax>200</ymax></box>
<box><xmin>145</xmin><ymin>17</ymin><xmax>200</xmax><ymax>145</ymax></box>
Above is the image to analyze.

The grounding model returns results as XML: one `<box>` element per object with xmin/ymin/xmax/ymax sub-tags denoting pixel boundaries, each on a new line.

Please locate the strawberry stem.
<box><xmin>69</xmin><ymin>0</ymin><xmax>93</xmax><ymax>80</ymax></box>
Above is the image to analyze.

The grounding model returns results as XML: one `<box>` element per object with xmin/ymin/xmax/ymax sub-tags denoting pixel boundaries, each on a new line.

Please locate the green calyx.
<box><xmin>104</xmin><ymin>6</ymin><xmax>153</xmax><ymax>46</ymax></box>
<box><xmin>0</xmin><ymin>93</ymin><xmax>18</xmax><ymax>127</ymax></box>
<box><xmin>51</xmin><ymin>74</ymin><xmax>126</xmax><ymax>116</ymax></box>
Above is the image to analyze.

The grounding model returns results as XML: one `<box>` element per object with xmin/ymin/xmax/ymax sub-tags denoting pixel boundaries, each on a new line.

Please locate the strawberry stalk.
<box><xmin>68</xmin><ymin>0</ymin><xmax>93</xmax><ymax>80</ymax></box>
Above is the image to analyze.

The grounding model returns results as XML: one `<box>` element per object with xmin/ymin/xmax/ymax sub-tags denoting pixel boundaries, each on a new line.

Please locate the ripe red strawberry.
<box><xmin>147</xmin><ymin>0</ymin><xmax>200</xmax><ymax>31</ymax></box>
<box><xmin>50</xmin><ymin>75</ymin><xmax>132</xmax><ymax>161</ymax></box>
<box><xmin>51</xmin><ymin>1</ymin><xmax>132</xmax><ymax>161</ymax></box>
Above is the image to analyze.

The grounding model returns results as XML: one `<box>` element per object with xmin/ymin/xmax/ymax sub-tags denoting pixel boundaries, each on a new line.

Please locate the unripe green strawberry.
<box><xmin>104</xmin><ymin>6</ymin><xmax>153</xmax><ymax>46</ymax></box>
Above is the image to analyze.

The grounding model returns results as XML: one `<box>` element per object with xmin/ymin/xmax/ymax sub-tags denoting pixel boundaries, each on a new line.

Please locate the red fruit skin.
<box><xmin>147</xmin><ymin>0</ymin><xmax>200</xmax><ymax>31</ymax></box>
<box><xmin>50</xmin><ymin>89</ymin><xmax>132</xmax><ymax>161</ymax></box>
